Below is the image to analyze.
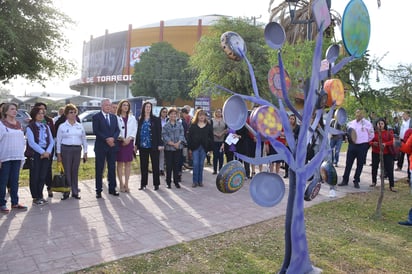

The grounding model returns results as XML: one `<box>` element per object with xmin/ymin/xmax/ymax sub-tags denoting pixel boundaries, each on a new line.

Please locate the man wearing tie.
<box><xmin>93</xmin><ymin>98</ymin><xmax>120</xmax><ymax>198</ymax></box>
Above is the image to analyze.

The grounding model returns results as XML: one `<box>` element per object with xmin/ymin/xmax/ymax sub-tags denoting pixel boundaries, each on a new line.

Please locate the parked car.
<box><xmin>16</xmin><ymin>109</ymin><xmax>31</xmax><ymax>132</ymax></box>
<box><xmin>78</xmin><ymin>110</ymin><xmax>99</xmax><ymax>135</ymax></box>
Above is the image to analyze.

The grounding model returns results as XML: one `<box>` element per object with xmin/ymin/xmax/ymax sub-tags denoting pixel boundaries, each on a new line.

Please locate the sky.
<box><xmin>6</xmin><ymin>0</ymin><xmax>411</xmax><ymax>96</ymax></box>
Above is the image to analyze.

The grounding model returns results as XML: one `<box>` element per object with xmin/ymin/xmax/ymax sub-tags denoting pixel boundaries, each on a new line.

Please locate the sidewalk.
<box><xmin>0</xmin><ymin>153</ymin><xmax>408</xmax><ymax>274</ymax></box>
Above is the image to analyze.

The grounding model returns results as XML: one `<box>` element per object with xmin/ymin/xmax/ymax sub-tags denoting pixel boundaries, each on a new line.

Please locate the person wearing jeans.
<box><xmin>187</xmin><ymin>109</ymin><xmax>213</xmax><ymax>187</ymax></box>
<box><xmin>329</xmin><ymin>118</ymin><xmax>344</xmax><ymax>167</ymax></box>
<box><xmin>192</xmin><ymin>146</ymin><xmax>207</xmax><ymax>186</ymax></box>
<box><xmin>0</xmin><ymin>103</ymin><xmax>27</xmax><ymax>212</ymax></box>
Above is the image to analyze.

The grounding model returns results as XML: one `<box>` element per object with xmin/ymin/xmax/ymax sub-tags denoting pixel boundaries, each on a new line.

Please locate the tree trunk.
<box><xmin>375</xmin><ymin>128</ymin><xmax>384</xmax><ymax>218</ymax></box>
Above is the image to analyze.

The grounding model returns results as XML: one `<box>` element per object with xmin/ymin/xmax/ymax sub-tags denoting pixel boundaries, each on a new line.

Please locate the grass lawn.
<box><xmin>72</xmin><ymin>179</ymin><xmax>412</xmax><ymax>274</ymax></box>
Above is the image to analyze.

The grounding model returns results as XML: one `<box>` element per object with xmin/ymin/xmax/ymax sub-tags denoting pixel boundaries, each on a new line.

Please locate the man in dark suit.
<box><xmin>93</xmin><ymin>98</ymin><xmax>120</xmax><ymax>198</ymax></box>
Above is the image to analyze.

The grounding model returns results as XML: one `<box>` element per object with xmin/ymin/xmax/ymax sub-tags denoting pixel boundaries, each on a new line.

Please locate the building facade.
<box><xmin>69</xmin><ymin>15</ymin><xmax>223</xmax><ymax>101</ymax></box>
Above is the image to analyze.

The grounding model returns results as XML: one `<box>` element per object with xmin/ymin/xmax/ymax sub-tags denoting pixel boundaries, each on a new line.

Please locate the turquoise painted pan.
<box><xmin>341</xmin><ymin>0</ymin><xmax>370</xmax><ymax>58</ymax></box>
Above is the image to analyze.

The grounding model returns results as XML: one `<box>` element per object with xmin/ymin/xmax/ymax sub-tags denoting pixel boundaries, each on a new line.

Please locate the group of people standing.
<box><xmin>94</xmin><ymin>99</ymin><xmax>216</xmax><ymax>195</ymax></box>
<box><xmin>1</xmin><ymin>98</ymin><xmax>410</xmax><ymax>213</ymax></box>
<box><xmin>335</xmin><ymin>108</ymin><xmax>412</xmax><ymax>192</ymax></box>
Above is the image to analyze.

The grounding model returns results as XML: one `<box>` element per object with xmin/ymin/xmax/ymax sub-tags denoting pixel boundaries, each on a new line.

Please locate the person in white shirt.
<box><xmin>338</xmin><ymin>109</ymin><xmax>374</xmax><ymax>188</ymax></box>
<box><xmin>56</xmin><ymin>104</ymin><xmax>88</xmax><ymax>200</ymax></box>
<box><xmin>0</xmin><ymin>103</ymin><xmax>27</xmax><ymax>212</ymax></box>
<box><xmin>396</xmin><ymin>111</ymin><xmax>412</xmax><ymax>171</ymax></box>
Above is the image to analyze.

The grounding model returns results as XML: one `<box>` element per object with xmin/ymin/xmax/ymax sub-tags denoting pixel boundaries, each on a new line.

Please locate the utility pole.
<box><xmin>249</xmin><ymin>15</ymin><xmax>262</xmax><ymax>26</ymax></box>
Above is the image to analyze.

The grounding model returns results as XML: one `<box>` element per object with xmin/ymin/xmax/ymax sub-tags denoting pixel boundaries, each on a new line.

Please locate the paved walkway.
<box><xmin>0</xmin><ymin>153</ymin><xmax>408</xmax><ymax>274</ymax></box>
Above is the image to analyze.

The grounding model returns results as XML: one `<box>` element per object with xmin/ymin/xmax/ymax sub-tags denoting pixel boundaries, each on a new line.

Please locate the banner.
<box><xmin>82</xmin><ymin>31</ymin><xmax>128</xmax><ymax>78</ymax></box>
<box><xmin>130</xmin><ymin>46</ymin><xmax>151</xmax><ymax>67</ymax></box>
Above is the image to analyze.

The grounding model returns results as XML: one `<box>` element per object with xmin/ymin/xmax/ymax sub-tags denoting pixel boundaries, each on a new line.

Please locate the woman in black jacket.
<box><xmin>187</xmin><ymin>109</ymin><xmax>213</xmax><ymax>187</ymax></box>
<box><xmin>135</xmin><ymin>101</ymin><xmax>163</xmax><ymax>190</ymax></box>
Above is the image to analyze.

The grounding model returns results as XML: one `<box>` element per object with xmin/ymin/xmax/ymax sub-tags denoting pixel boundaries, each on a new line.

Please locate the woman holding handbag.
<box><xmin>56</xmin><ymin>104</ymin><xmax>88</xmax><ymax>200</ymax></box>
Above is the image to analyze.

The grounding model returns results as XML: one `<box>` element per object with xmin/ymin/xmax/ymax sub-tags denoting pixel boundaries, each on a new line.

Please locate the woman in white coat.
<box><xmin>116</xmin><ymin>100</ymin><xmax>138</xmax><ymax>192</ymax></box>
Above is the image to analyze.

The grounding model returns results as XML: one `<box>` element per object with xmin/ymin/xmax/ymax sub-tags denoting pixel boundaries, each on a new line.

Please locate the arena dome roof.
<box><xmin>139</xmin><ymin>14</ymin><xmax>227</xmax><ymax>28</ymax></box>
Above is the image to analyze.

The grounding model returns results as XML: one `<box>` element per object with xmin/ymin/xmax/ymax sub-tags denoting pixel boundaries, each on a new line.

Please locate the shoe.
<box><xmin>109</xmin><ymin>190</ymin><xmax>120</xmax><ymax>196</ymax></box>
<box><xmin>1</xmin><ymin>205</ymin><xmax>10</xmax><ymax>213</ymax></box>
<box><xmin>389</xmin><ymin>187</ymin><xmax>397</xmax><ymax>192</ymax></box>
<box><xmin>198</xmin><ymin>183</ymin><xmax>203</xmax><ymax>187</ymax></box>
<box><xmin>337</xmin><ymin>181</ymin><xmax>348</xmax><ymax>186</ymax></box>
<box><xmin>212</xmin><ymin>171</ymin><xmax>217</xmax><ymax>175</ymax></box>
<box><xmin>154</xmin><ymin>186</ymin><xmax>159</xmax><ymax>191</ymax></box>
<box><xmin>61</xmin><ymin>192</ymin><xmax>70</xmax><ymax>200</ymax></box>
<box><xmin>370</xmin><ymin>183</ymin><xmax>376</xmax><ymax>187</ymax></box>
<box><xmin>48</xmin><ymin>189</ymin><xmax>53</xmax><ymax>198</ymax></box>
<box><xmin>334</xmin><ymin>163</ymin><xmax>338</xmax><ymax>167</ymax></box>
<box><xmin>124</xmin><ymin>185</ymin><xmax>129</xmax><ymax>193</ymax></box>
<box><xmin>138</xmin><ymin>186</ymin><xmax>146</xmax><ymax>190</ymax></box>
<box><xmin>283</xmin><ymin>174</ymin><xmax>289</xmax><ymax>179</ymax></box>
<box><xmin>33</xmin><ymin>199</ymin><xmax>46</xmax><ymax>205</ymax></box>
<box><xmin>354</xmin><ymin>182</ymin><xmax>360</xmax><ymax>189</ymax></box>
<box><xmin>96</xmin><ymin>192</ymin><xmax>102</xmax><ymax>199</ymax></box>
<box><xmin>192</xmin><ymin>183</ymin><xmax>197</xmax><ymax>188</ymax></box>
<box><xmin>166</xmin><ymin>184</ymin><xmax>171</xmax><ymax>189</ymax></box>
<box><xmin>395</xmin><ymin>167</ymin><xmax>401</xmax><ymax>171</ymax></box>
<box><xmin>72</xmin><ymin>194</ymin><xmax>81</xmax><ymax>200</ymax></box>
<box><xmin>175</xmin><ymin>183</ymin><xmax>181</xmax><ymax>189</ymax></box>
<box><xmin>11</xmin><ymin>204</ymin><xmax>27</xmax><ymax>210</ymax></box>
<box><xmin>40</xmin><ymin>198</ymin><xmax>48</xmax><ymax>204</ymax></box>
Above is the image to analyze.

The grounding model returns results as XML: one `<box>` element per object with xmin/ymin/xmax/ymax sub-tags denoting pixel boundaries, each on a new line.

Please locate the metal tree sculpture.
<box><xmin>217</xmin><ymin>0</ymin><xmax>370</xmax><ymax>273</ymax></box>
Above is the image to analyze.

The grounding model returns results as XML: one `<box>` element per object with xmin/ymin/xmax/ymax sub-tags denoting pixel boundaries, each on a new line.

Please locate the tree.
<box><xmin>189</xmin><ymin>17</ymin><xmax>271</xmax><ymax>101</ymax></box>
<box><xmin>383</xmin><ymin>64</ymin><xmax>412</xmax><ymax>111</ymax></box>
<box><xmin>0</xmin><ymin>86</ymin><xmax>10</xmax><ymax>98</ymax></box>
<box><xmin>0</xmin><ymin>0</ymin><xmax>74</xmax><ymax>84</ymax></box>
<box><xmin>130</xmin><ymin>42</ymin><xmax>192</xmax><ymax>105</ymax></box>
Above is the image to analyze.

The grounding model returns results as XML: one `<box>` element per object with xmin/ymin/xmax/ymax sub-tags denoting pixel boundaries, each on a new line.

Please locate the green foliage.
<box><xmin>0</xmin><ymin>0</ymin><xmax>74</xmax><ymax>84</ymax></box>
<box><xmin>383</xmin><ymin>64</ymin><xmax>412</xmax><ymax>112</ymax></box>
<box><xmin>268</xmin><ymin>40</ymin><xmax>316</xmax><ymax>101</ymax></box>
<box><xmin>189</xmin><ymin>17</ymin><xmax>271</xmax><ymax>100</ymax></box>
<box><xmin>336</xmin><ymin>52</ymin><xmax>406</xmax><ymax>119</ymax></box>
<box><xmin>130</xmin><ymin>42</ymin><xmax>192</xmax><ymax>105</ymax></box>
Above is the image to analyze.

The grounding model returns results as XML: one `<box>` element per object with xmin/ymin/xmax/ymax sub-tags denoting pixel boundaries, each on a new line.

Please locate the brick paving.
<box><xmin>0</xmin><ymin>152</ymin><xmax>408</xmax><ymax>273</ymax></box>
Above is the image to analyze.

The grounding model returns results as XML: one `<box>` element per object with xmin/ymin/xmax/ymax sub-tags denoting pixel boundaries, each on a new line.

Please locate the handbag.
<box><xmin>51</xmin><ymin>162</ymin><xmax>70</xmax><ymax>193</ymax></box>
<box><xmin>387</xmin><ymin>144</ymin><xmax>398</xmax><ymax>159</ymax></box>
<box><xmin>22</xmin><ymin>157</ymin><xmax>33</xmax><ymax>169</ymax></box>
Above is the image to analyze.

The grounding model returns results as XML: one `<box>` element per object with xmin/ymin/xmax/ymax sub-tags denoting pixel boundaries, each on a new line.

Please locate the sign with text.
<box><xmin>194</xmin><ymin>96</ymin><xmax>211</xmax><ymax>114</ymax></box>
